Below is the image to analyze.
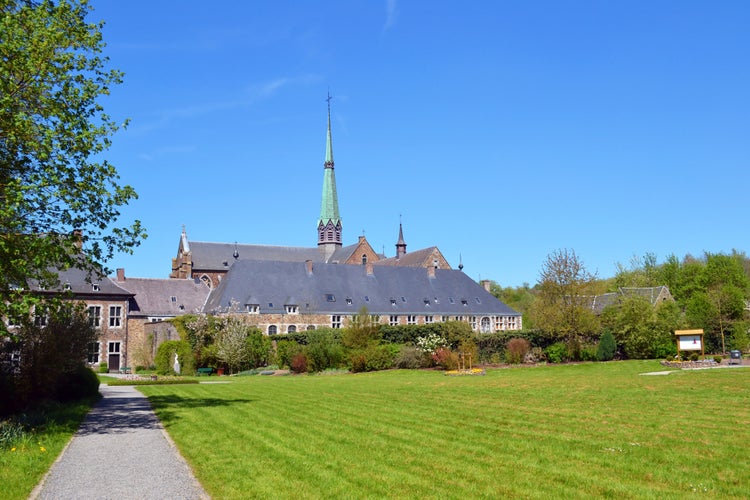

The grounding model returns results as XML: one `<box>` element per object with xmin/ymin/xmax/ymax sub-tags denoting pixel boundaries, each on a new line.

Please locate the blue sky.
<box><xmin>93</xmin><ymin>1</ymin><xmax>749</xmax><ymax>287</ymax></box>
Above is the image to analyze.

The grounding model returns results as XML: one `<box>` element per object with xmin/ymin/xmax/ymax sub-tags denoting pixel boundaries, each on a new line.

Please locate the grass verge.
<box><xmin>0</xmin><ymin>397</ymin><xmax>97</xmax><ymax>499</ymax></box>
<box><xmin>140</xmin><ymin>361</ymin><xmax>749</xmax><ymax>499</ymax></box>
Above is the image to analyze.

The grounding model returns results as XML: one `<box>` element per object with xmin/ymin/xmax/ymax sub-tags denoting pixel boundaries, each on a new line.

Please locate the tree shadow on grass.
<box><xmin>76</xmin><ymin>387</ymin><xmax>254</xmax><ymax>435</ymax></box>
<box><xmin>145</xmin><ymin>394</ymin><xmax>255</xmax><ymax>426</ymax></box>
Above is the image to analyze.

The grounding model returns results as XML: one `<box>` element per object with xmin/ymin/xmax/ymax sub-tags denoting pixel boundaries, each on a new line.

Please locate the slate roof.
<box><xmin>29</xmin><ymin>266</ymin><xmax>132</xmax><ymax>298</ymax></box>
<box><xmin>374</xmin><ymin>247</ymin><xmax>449</xmax><ymax>268</ymax></box>
<box><xmin>189</xmin><ymin>241</ymin><xmax>323</xmax><ymax>271</ymax></box>
<box><xmin>115</xmin><ymin>277</ymin><xmax>210</xmax><ymax>317</ymax></box>
<box><xmin>587</xmin><ymin>286</ymin><xmax>673</xmax><ymax>314</ymax></box>
<box><xmin>204</xmin><ymin>260</ymin><xmax>520</xmax><ymax>317</ymax></box>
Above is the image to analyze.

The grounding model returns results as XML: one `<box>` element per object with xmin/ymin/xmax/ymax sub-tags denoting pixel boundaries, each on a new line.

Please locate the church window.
<box><xmin>268</xmin><ymin>325</ymin><xmax>277</xmax><ymax>335</ymax></box>
<box><xmin>389</xmin><ymin>315</ymin><xmax>399</xmax><ymax>326</ymax></box>
<box><xmin>287</xmin><ymin>325</ymin><xmax>297</xmax><ymax>333</ymax></box>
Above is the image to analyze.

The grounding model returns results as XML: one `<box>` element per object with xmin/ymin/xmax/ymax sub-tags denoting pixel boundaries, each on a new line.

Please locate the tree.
<box><xmin>596</xmin><ymin>330</ymin><xmax>617</xmax><ymax>361</ymax></box>
<box><xmin>0</xmin><ymin>0</ymin><xmax>145</xmax><ymax>334</ymax></box>
<box><xmin>530</xmin><ymin>249</ymin><xmax>599</xmax><ymax>347</ymax></box>
<box><xmin>215</xmin><ymin>318</ymin><xmax>250</xmax><ymax>374</ymax></box>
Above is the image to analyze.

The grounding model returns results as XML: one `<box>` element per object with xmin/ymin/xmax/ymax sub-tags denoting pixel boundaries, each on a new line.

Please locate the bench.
<box><xmin>197</xmin><ymin>367</ymin><xmax>213</xmax><ymax>376</ymax></box>
<box><xmin>119</xmin><ymin>366</ymin><xmax>131</xmax><ymax>374</ymax></box>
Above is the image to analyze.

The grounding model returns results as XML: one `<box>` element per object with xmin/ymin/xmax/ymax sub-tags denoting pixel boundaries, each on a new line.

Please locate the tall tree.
<box><xmin>531</xmin><ymin>249</ymin><xmax>599</xmax><ymax>344</ymax></box>
<box><xmin>0</xmin><ymin>0</ymin><xmax>145</xmax><ymax>334</ymax></box>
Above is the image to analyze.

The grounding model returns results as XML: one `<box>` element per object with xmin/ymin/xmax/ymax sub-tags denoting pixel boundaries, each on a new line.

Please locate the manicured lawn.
<box><xmin>141</xmin><ymin>361</ymin><xmax>749</xmax><ymax>498</ymax></box>
<box><xmin>0</xmin><ymin>399</ymin><xmax>95</xmax><ymax>500</ymax></box>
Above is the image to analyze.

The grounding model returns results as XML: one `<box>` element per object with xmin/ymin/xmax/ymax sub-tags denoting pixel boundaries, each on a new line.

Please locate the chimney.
<box><xmin>366</xmin><ymin>262</ymin><xmax>374</xmax><ymax>276</ymax></box>
<box><xmin>358</xmin><ymin>235</ymin><xmax>365</xmax><ymax>243</ymax></box>
<box><xmin>305</xmin><ymin>260</ymin><xmax>313</xmax><ymax>275</ymax></box>
<box><xmin>116</xmin><ymin>268</ymin><xmax>125</xmax><ymax>281</ymax></box>
<box><xmin>427</xmin><ymin>266</ymin><xmax>435</xmax><ymax>279</ymax></box>
<box><xmin>481</xmin><ymin>280</ymin><xmax>491</xmax><ymax>292</ymax></box>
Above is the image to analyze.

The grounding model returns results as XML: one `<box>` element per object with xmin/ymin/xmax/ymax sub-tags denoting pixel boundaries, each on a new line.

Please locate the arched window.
<box><xmin>361</xmin><ymin>254</ymin><xmax>367</xmax><ymax>265</ymax></box>
<box><xmin>307</xmin><ymin>325</ymin><xmax>316</xmax><ymax>331</ymax></box>
<box><xmin>287</xmin><ymin>325</ymin><xmax>297</xmax><ymax>333</ymax></box>
<box><xmin>268</xmin><ymin>325</ymin><xmax>277</xmax><ymax>335</ymax></box>
<box><xmin>200</xmin><ymin>274</ymin><xmax>212</xmax><ymax>288</ymax></box>
<box><xmin>480</xmin><ymin>317</ymin><xmax>492</xmax><ymax>333</ymax></box>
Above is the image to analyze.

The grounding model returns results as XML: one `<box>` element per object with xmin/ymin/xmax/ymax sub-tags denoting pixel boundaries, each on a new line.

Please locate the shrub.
<box><xmin>432</xmin><ymin>347</ymin><xmax>458</xmax><ymax>370</ymax></box>
<box><xmin>713</xmin><ymin>355</ymin><xmax>723</xmax><ymax>364</ymax></box>
<box><xmin>394</xmin><ymin>345</ymin><xmax>427</xmax><ymax>369</ymax></box>
<box><xmin>98</xmin><ymin>362</ymin><xmax>109</xmax><ymax>374</ymax></box>
<box><xmin>545</xmin><ymin>342</ymin><xmax>569</xmax><ymax>363</ymax></box>
<box><xmin>596</xmin><ymin>330</ymin><xmax>617</xmax><ymax>361</ymax></box>
<box><xmin>505</xmin><ymin>338</ymin><xmax>530</xmax><ymax>364</ymax></box>
<box><xmin>54</xmin><ymin>365</ymin><xmax>99</xmax><ymax>402</ymax></box>
<box><xmin>275</xmin><ymin>340</ymin><xmax>302</xmax><ymax>369</ymax></box>
<box><xmin>689</xmin><ymin>352</ymin><xmax>700</xmax><ymax>362</ymax></box>
<box><xmin>290</xmin><ymin>353</ymin><xmax>308</xmax><ymax>374</ymax></box>
<box><xmin>155</xmin><ymin>340</ymin><xmax>194</xmax><ymax>375</ymax></box>
<box><xmin>306</xmin><ymin>330</ymin><xmax>344</xmax><ymax>372</ymax></box>
<box><xmin>349</xmin><ymin>344</ymin><xmax>398</xmax><ymax>373</ymax></box>
<box><xmin>246</xmin><ymin>329</ymin><xmax>272</xmax><ymax>368</ymax></box>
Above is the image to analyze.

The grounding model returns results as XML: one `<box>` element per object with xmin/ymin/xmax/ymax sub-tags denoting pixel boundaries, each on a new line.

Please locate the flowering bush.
<box><xmin>416</xmin><ymin>333</ymin><xmax>446</xmax><ymax>354</ymax></box>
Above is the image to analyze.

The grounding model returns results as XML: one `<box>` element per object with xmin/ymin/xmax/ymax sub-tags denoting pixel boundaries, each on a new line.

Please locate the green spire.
<box><xmin>318</xmin><ymin>92</ymin><xmax>342</xmax><ymax>248</ymax></box>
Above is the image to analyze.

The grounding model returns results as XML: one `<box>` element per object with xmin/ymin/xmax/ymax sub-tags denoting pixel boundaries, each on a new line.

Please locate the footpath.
<box><xmin>30</xmin><ymin>384</ymin><xmax>208</xmax><ymax>500</ymax></box>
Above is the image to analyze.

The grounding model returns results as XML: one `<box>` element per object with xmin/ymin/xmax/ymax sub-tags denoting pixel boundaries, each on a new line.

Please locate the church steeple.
<box><xmin>395</xmin><ymin>220</ymin><xmax>407</xmax><ymax>259</ymax></box>
<box><xmin>317</xmin><ymin>92</ymin><xmax>342</xmax><ymax>260</ymax></box>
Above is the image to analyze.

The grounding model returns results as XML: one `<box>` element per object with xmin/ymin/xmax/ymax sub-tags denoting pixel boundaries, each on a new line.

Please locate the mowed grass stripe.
<box><xmin>140</xmin><ymin>363</ymin><xmax>750</xmax><ymax>499</ymax></box>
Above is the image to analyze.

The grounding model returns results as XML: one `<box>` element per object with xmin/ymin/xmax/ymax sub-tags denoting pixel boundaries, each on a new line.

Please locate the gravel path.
<box><xmin>31</xmin><ymin>384</ymin><xmax>209</xmax><ymax>500</ymax></box>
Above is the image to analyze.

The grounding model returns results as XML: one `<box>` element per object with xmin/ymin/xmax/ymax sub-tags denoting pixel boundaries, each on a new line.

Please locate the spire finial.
<box><xmin>458</xmin><ymin>253</ymin><xmax>464</xmax><ymax>271</ymax></box>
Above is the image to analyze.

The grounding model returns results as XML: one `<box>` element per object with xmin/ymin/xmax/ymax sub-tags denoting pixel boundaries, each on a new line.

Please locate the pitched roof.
<box><xmin>204</xmin><ymin>259</ymin><xmax>520</xmax><ymax>317</ymax></box>
<box><xmin>188</xmin><ymin>241</ymin><xmax>323</xmax><ymax>271</ymax></box>
<box><xmin>374</xmin><ymin>247</ymin><xmax>450</xmax><ymax>268</ymax></box>
<box><xmin>30</xmin><ymin>266</ymin><xmax>132</xmax><ymax>297</ymax></box>
<box><xmin>115</xmin><ymin>277</ymin><xmax>210</xmax><ymax>317</ymax></box>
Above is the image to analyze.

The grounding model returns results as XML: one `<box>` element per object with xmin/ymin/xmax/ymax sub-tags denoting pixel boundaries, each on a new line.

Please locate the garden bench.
<box><xmin>197</xmin><ymin>367</ymin><xmax>213</xmax><ymax>376</ymax></box>
<box><xmin>119</xmin><ymin>366</ymin><xmax>131</xmax><ymax>374</ymax></box>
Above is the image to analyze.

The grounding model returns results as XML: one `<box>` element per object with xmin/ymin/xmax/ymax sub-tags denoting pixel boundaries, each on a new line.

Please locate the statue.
<box><xmin>173</xmin><ymin>352</ymin><xmax>181</xmax><ymax>375</ymax></box>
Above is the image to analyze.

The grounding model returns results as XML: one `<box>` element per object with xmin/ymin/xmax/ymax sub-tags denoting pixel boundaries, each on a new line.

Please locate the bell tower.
<box><xmin>317</xmin><ymin>92</ymin><xmax>342</xmax><ymax>261</ymax></box>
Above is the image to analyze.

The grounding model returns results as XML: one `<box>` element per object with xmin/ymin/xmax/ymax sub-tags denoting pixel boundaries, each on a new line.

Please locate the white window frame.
<box><xmin>88</xmin><ymin>305</ymin><xmax>101</xmax><ymax>328</ymax></box>
<box><xmin>109</xmin><ymin>305</ymin><xmax>122</xmax><ymax>328</ymax></box>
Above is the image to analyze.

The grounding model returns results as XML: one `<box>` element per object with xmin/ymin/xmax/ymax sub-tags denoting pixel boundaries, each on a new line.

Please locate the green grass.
<box><xmin>139</xmin><ymin>361</ymin><xmax>750</xmax><ymax>499</ymax></box>
<box><xmin>0</xmin><ymin>398</ymin><xmax>96</xmax><ymax>499</ymax></box>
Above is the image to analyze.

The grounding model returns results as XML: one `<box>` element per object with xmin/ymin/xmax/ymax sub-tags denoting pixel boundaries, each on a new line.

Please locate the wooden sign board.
<box><xmin>674</xmin><ymin>329</ymin><xmax>704</xmax><ymax>356</ymax></box>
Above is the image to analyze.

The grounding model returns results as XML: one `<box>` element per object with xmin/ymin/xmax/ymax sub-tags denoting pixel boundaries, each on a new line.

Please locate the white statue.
<box><xmin>173</xmin><ymin>352</ymin><xmax>181</xmax><ymax>375</ymax></box>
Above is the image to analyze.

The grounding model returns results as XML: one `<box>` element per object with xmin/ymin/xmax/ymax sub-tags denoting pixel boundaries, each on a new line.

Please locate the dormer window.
<box><xmin>246</xmin><ymin>304</ymin><xmax>259</xmax><ymax>314</ymax></box>
<box><xmin>63</xmin><ymin>282</ymin><xmax>71</xmax><ymax>291</ymax></box>
<box><xmin>423</xmin><ymin>298</ymin><xmax>430</xmax><ymax>307</ymax></box>
<box><xmin>449</xmin><ymin>297</ymin><xmax>455</xmax><ymax>304</ymax></box>
<box><xmin>326</xmin><ymin>294</ymin><xmax>336</xmax><ymax>302</ymax></box>
<box><xmin>345</xmin><ymin>297</ymin><xmax>352</xmax><ymax>305</ymax></box>
<box><xmin>390</xmin><ymin>297</ymin><xmax>397</xmax><ymax>306</ymax></box>
<box><xmin>170</xmin><ymin>296</ymin><xmax>177</xmax><ymax>303</ymax></box>
<box><xmin>285</xmin><ymin>305</ymin><xmax>298</xmax><ymax>314</ymax></box>
<box><xmin>92</xmin><ymin>283</ymin><xmax>100</xmax><ymax>292</ymax></box>
<box><xmin>364</xmin><ymin>295</ymin><xmax>370</xmax><ymax>302</ymax></box>
<box><xmin>461</xmin><ymin>299</ymin><xmax>468</xmax><ymax>306</ymax></box>
<box><xmin>474</xmin><ymin>297</ymin><xmax>481</xmax><ymax>304</ymax></box>
<box><xmin>401</xmin><ymin>296</ymin><xmax>406</xmax><ymax>303</ymax></box>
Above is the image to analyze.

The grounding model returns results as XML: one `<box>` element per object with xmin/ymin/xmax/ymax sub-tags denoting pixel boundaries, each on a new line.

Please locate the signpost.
<box><xmin>674</xmin><ymin>329</ymin><xmax>704</xmax><ymax>359</ymax></box>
